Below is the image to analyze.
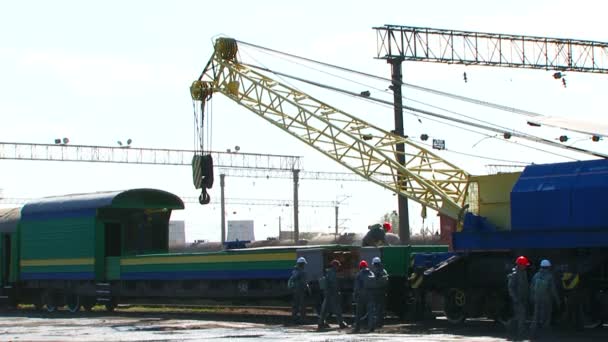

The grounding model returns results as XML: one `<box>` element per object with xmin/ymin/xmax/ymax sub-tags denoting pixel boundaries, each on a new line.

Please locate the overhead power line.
<box><xmin>238</xmin><ymin>39</ymin><xmax>546</xmax><ymax>118</ymax></box>
<box><xmin>242</xmin><ymin>63</ymin><xmax>607</xmax><ymax>159</ymax></box>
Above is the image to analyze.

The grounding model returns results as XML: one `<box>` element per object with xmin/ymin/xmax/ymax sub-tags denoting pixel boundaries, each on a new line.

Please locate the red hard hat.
<box><xmin>516</xmin><ymin>256</ymin><xmax>530</xmax><ymax>267</ymax></box>
<box><xmin>382</xmin><ymin>222</ymin><xmax>392</xmax><ymax>232</ymax></box>
<box><xmin>359</xmin><ymin>260</ymin><xmax>368</xmax><ymax>269</ymax></box>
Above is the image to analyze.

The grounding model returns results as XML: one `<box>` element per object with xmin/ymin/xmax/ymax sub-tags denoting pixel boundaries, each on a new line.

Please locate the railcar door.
<box><xmin>1</xmin><ymin>234</ymin><xmax>10</xmax><ymax>285</ymax></box>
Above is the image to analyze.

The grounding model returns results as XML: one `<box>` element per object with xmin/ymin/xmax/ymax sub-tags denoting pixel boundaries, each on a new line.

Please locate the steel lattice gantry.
<box><xmin>0</xmin><ymin>142</ymin><xmax>374</xmax><ymax>181</ymax></box>
<box><xmin>0</xmin><ymin>142</ymin><xmax>300</xmax><ymax>170</ymax></box>
<box><xmin>375</xmin><ymin>25</ymin><xmax>608</xmax><ymax>73</ymax></box>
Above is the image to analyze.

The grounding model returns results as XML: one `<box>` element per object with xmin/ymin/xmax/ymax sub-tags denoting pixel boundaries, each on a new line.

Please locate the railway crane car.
<box><xmin>418</xmin><ymin>158</ymin><xmax>608</xmax><ymax>328</ymax></box>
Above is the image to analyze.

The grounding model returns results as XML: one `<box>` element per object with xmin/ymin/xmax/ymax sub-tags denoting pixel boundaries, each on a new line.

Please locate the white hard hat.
<box><xmin>372</xmin><ymin>257</ymin><xmax>381</xmax><ymax>264</ymax></box>
<box><xmin>296</xmin><ymin>257</ymin><xmax>307</xmax><ymax>264</ymax></box>
<box><xmin>540</xmin><ymin>259</ymin><xmax>551</xmax><ymax>267</ymax></box>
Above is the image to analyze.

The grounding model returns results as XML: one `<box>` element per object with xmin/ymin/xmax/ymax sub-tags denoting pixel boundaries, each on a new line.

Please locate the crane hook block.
<box><xmin>191</xmin><ymin>81</ymin><xmax>213</xmax><ymax>101</ymax></box>
<box><xmin>215</xmin><ymin>38</ymin><xmax>238</xmax><ymax>61</ymax></box>
<box><xmin>192</xmin><ymin>154</ymin><xmax>215</xmax><ymax>190</ymax></box>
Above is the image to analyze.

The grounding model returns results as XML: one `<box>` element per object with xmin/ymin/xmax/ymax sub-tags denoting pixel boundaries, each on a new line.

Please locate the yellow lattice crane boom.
<box><xmin>191</xmin><ymin>38</ymin><xmax>470</xmax><ymax>220</ymax></box>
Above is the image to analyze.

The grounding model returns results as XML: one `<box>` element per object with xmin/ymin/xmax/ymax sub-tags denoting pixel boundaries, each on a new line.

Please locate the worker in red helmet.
<box><xmin>317</xmin><ymin>260</ymin><xmax>348</xmax><ymax>330</ymax></box>
<box><xmin>507</xmin><ymin>255</ymin><xmax>531</xmax><ymax>340</ymax></box>
<box><xmin>352</xmin><ymin>260</ymin><xmax>376</xmax><ymax>333</ymax></box>
<box><xmin>382</xmin><ymin>222</ymin><xmax>392</xmax><ymax>233</ymax></box>
<box><xmin>362</xmin><ymin>223</ymin><xmax>389</xmax><ymax>247</ymax></box>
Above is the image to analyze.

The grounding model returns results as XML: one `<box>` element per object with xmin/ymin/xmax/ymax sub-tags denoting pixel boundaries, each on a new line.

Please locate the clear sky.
<box><xmin>1</xmin><ymin>0</ymin><xmax>607</xmax><ymax>242</ymax></box>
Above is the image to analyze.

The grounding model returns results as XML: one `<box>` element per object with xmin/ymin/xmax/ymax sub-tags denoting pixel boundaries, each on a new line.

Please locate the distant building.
<box><xmin>168</xmin><ymin>220</ymin><xmax>186</xmax><ymax>247</ymax></box>
<box><xmin>227</xmin><ymin>220</ymin><xmax>255</xmax><ymax>241</ymax></box>
<box><xmin>279</xmin><ymin>231</ymin><xmax>294</xmax><ymax>241</ymax></box>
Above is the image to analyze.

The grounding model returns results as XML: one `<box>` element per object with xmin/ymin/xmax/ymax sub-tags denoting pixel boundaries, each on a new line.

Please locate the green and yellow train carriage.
<box><xmin>0</xmin><ymin>188</ymin><xmax>445</xmax><ymax>318</ymax></box>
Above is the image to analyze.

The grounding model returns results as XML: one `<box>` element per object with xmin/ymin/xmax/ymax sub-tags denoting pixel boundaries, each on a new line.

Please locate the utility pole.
<box><xmin>220</xmin><ymin>174</ymin><xmax>226</xmax><ymax>245</ymax></box>
<box><xmin>389</xmin><ymin>58</ymin><xmax>411</xmax><ymax>244</ymax></box>
<box><xmin>335</xmin><ymin>205</ymin><xmax>339</xmax><ymax>236</ymax></box>
<box><xmin>293</xmin><ymin>169</ymin><xmax>300</xmax><ymax>243</ymax></box>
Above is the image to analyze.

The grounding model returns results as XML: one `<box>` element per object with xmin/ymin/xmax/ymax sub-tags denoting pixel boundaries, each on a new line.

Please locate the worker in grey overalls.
<box><xmin>530</xmin><ymin>259</ymin><xmax>560</xmax><ymax>339</ymax></box>
<box><xmin>288</xmin><ymin>257</ymin><xmax>309</xmax><ymax>324</ymax></box>
<box><xmin>507</xmin><ymin>255</ymin><xmax>530</xmax><ymax>340</ymax></box>
<box><xmin>317</xmin><ymin>259</ymin><xmax>348</xmax><ymax>330</ymax></box>
<box><xmin>371</xmin><ymin>256</ymin><xmax>389</xmax><ymax>328</ymax></box>
<box><xmin>352</xmin><ymin>260</ymin><xmax>375</xmax><ymax>333</ymax></box>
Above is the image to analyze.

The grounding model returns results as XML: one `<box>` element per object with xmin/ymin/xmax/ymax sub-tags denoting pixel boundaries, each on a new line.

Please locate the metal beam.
<box><xmin>0</xmin><ymin>142</ymin><xmax>373</xmax><ymax>181</ymax></box>
<box><xmin>0</xmin><ymin>196</ymin><xmax>340</xmax><ymax>207</ymax></box>
<box><xmin>0</xmin><ymin>142</ymin><xmax>301</xmax><ymax>170</ymax></box>
<box><xmin>375</xmin><ymin>25</ymin><xmax>608</xmax><ymax>73</ymax></box>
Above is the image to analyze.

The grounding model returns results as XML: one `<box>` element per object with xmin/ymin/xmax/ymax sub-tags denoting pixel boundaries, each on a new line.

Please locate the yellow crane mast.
<box><xmin>190</xmin><ymin>38</ymin><xmax>470</xmax><ymax>220</ymax></box>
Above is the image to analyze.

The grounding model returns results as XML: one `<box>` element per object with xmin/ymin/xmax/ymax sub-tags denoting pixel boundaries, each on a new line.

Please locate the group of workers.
<box><xmin>288</xmin><ymin>255</ymin><xmax>389</xmax><ymax>333</ymax></box>
<box><xmin>507</xmin><ymin>255</ymin><xmax>561</xmax><ymax>340</ymax></box>
<box><xmin>289</xmin><ymin>248</ymin><xmax>561</xmax><ymax>338</ymax></box>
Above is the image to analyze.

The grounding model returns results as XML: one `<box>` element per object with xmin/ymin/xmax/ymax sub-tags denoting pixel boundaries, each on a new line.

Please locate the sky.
<box><xmin>1</xmin><ymin>0</ymin><xmax>607</xmax><ymax>243</ymax></box>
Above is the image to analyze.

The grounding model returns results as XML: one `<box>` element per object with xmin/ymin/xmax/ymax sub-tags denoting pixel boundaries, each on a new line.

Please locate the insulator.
<box><xmin>559</xmin><ymin>135</ymin><xmax>569</xmax><ymax>143</ymax></box>
<box><xmin>215</xmin><ymin>38</ymin><xmax>238</xmax><ymax>61</ymax></box>
<box><xmin>503</xmin><ymin>132</ymin><xmax>512</xmax><ymax>139</ymax></box>
<box><xmin>420</xmin><ymin>134</ymin><xmax>429</xmax><ymax>141</ymax></box>
<box><xmin>592</xmin><ymin>135</ymin><xmax>601</xmax><ymax>142</ymax></box>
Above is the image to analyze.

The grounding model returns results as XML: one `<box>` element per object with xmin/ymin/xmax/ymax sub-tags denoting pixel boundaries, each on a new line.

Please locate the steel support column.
<box><xmin>220</xmin><ymin>174</ymin><xmax>226</xmax><ymax>245</ymax></box>
<box><xmin>293</xmin><ymin>169</ymin><xmax>300</xmax><ymax>243</ymax></box>
<box><xmin>335</xmin><ymin>205</ymin><xmax>339</xmax><ymax>237</ymax></box>
<box><xmin>389</xmin><ymin>58</ymin><xmax>411</xmax><ymax>244</ymax></box>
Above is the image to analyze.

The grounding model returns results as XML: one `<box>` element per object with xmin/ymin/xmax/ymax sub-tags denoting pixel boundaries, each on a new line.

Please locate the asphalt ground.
<box><xmin>0</xmin><ymin>306</ymin><xmax>606</xmax><ymax>341</ymax></box>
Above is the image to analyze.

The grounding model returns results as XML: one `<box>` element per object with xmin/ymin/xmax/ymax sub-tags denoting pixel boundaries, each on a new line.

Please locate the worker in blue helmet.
<box><xmin>371</xmin><ymin>256</ymin><xmax>389</xmax><ymax>329</ymax></box>
<box><xmin>288</xmin><ymin>256</ymin><xmax>310</xmax><ymax>324</ymax></box>
<box><xmin>529</xmin><ymin>259</ymin><xmax>560</xmax><ymax>339</ymax></box>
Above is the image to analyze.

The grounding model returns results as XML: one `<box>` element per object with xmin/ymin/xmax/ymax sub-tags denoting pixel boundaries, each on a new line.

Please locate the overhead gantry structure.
<box><xmin>191</xmin><ymin>38</ymin><xmax>471</xmax><ymax>238</ymax></box>
<box><xmin>374</xmin><ymin>25</ymin><xmax>608</xmax><ymax>73</ymax></box>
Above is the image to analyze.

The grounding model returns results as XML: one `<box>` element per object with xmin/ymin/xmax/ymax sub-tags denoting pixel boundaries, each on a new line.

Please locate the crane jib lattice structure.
<box><xmin>191</xmin><ymin>38</ymin><xmax>470</xmax><ymax>226</ymax></box>
<box><xmin>375</xmin><ymin>25</ymin><xmax>608</xmax><ymax>73</ymax></box>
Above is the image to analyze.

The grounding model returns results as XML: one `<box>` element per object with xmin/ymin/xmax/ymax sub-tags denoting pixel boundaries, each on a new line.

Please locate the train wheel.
<box><xmin>42</xmin><ymin>291</ymin><xmax>57</xmax><ymax>313</ymax></box>
<box><xmin>81</xmin><ymin>298</ymin><xmax>95</xmax><ymax>312</ymax></box>
<box><xmin>582</xmin><ymin>291</ymin><xmax>603</xmax><ymax>329</ymax></box>
<box><xmin>66</xmin><ymin>294</ymin><xmax>80</xmax><ymax>313</ymax></box>
<box><xmin>496</xmin><ymin>309</ymin><xmax>513</xmax><ymax>328</ymax></box>
<box><xmin>444</xmin><ymin>288</ymin><xmax>466</xmax><ymax>324</ymax></box>
<box><xmin>105</xmin><ymin>302</ymin><xmax>116</xmax><ymax>312</ymax></box>
<box><xmin>495</xmin><ymin>297</ymin><xmax>513</xmax><ymax>328</ymax></box>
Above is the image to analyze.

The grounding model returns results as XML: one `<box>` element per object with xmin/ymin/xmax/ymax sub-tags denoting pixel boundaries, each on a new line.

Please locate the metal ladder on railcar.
<box><xmin>95</xmin><ymin>282</ymin><xmax>112</xmax><ymax>304</ymax></box>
